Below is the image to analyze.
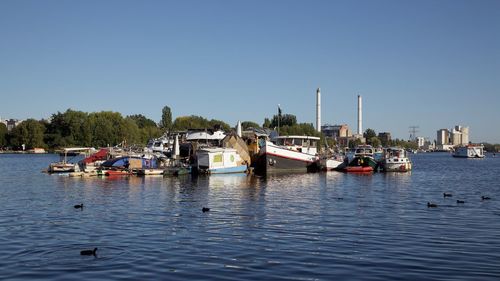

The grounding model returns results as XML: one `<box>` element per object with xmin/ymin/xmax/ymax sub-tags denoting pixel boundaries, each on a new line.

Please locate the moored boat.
<box><xmin>48</xmin><ymin>147</ymin><xmax>94</xmax><ymax>173</ymax></box>
<box><xmin>255</xmin><ymin>135</ymin><xmax>320</xmax><ymax>174</ymax></box>
<box><xmin>381</xmin><ymin>147</ymin><xmax>412</xmax><ymax>172</ymax></box>
<box><xmin>195</xmin><ymin>147</ymin><xmax>247</xmax><ymax>174</ymax></box>
<box><xmin>452</xmin><ymin>144</ymin><xmax>485</xmax><ymax>158</ymax></box>
<box><xmin>344</xmin><ymin>145</ymin><xmax>378</xmax><ymax>173</ymax></box>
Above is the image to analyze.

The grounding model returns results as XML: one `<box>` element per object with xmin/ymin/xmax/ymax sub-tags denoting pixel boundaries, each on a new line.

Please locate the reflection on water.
<box><xmin>1</xmin><ymin>153</ymin><xmax>500</xmax><ymax>280</ymax></box>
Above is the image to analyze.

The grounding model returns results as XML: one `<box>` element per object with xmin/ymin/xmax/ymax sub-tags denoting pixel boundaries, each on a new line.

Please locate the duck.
<box><xmin>80</xmin><ymin>248</ymin><xmax>97</xmax><ymax>256</ymax></box>
<box><xmin>456</xmin><ymin>200</ymin><xmax>465</xmax><ymax>204</ymax></box>
<box><xmin>481</xmin><ymin>196</ymin><xmax>491</xmax><ymax>200</ymax></box>
<box><xmin>427</xmin><ymin>202</ymin><xmax>438</xmax><ymax>208</ymax></box>
<box><xmin>74</xmin><ymin>203</ymin><xmax>84</xmax><ymax>209</ymax></box>
<box><xmin>443</xmin><ymin>192</ymin><xmax>452</xmax><ymax>198</ymax></box>
<box><xmin>202</xmin><ymin>207</ymin><xmax>210</xmax><ymax>213</ymax></box>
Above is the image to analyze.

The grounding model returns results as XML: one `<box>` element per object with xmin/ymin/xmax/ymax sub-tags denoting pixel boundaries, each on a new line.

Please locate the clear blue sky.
<box><xmin>1</xmin><ymin>0</ymin><xmax>499</xmax><ymax>142</ymax></box>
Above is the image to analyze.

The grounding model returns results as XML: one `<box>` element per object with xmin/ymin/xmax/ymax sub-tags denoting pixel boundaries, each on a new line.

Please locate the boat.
<box><xmin>100</xmin><ymin>155</ymin><xmax>158</xmax><ymax>175</ymax></box>
<box><xmin>47</xmin><ymin>147</ymin><xmax>94</xmax><ymax>173</ymax></box>
<box><xmin>194</xmin><ymin>147</ymin><xmax>247</xmax><ymax>174</ymax></box>
<box><xmin>381</xmin><ymin>147</ymin><xmax>412</xmax><ymax>172</ymax></box>
<box><xmin>137</xmin><ymin>168</ymin><xmax>165</xmax><ymax>176</ymax></box>
<box><xmin>344</xmin><ymin>145</ymin><xmax>378</xmax><ymax>173</ymax></box>
<box><xmin>452</xmin><ymin>144</ymin><xmax>485</xmax><ymax>158</ymax></box>
<box><xmin>255</xmin><ymin>135</ymin><xmax>320</xmax><ymax>174</ymax></box>
<box><xmin>319</xmin><ymin>153</ymin><xmax>347</xmax><ymax>171</ymax></box>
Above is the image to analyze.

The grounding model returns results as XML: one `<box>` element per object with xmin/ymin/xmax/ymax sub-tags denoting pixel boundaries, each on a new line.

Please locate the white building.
<box><xmin>416</xmin><ymin>137</ymin><xmax>425</xmax><ymax>148</ymax></box>
<box><xmin>437</xmin><ymin>129</ymin><xmax>449</xmax><ymax>145</ymax></box>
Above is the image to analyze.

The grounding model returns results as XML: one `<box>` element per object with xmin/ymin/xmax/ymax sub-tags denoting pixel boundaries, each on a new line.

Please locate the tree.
<box><xmin>9</xmin><ymin>119</ymin><xmax>46</xmax><ymax>149</ymax></box>
<box><xmin>172</xmin><ymin>115</ymin><xmax>230</xmax><ymax>131</ymax></box>
<box><xmin>160</xmin><ymin>105</ymin><xmax>172</xmax><ymax>130</ymax></box>
<box><xmin>364</xmin><ymin>128</ymin><xmax>376</xmax><ymax>140</ymax></box>
<box><xmin>270</xmin><ymin>114</ymin><xmax>297</xmax><ymax>128</ymax></box>
<box><xmin>127</xmin><ymin>114</ymin><xmax>157</xmax><ymax>129</ymax></box>
<box><xmin>241</xmin><ymin>121</ymin><xmax>260</xmax><ymax>129</ymax></box>
<box><xmin>0</xmin><ymin>123</ymin><xmax>7</xmax><ymax>148</ymax></box>
<box><xmin>369</xmin><ymin>136</ymin><xmax>381</xmax><ymax>148</ymax></box>
<box><xmin>262</xmin><ymin>118</ymin><xmax>271</xmax><ymax>128</ymax></box>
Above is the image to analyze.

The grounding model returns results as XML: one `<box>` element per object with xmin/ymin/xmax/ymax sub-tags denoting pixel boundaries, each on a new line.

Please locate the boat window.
<box><xmin>298</xmin><ymin>139</ymin><xmax>307</xmax><ymax>146</ymax></box>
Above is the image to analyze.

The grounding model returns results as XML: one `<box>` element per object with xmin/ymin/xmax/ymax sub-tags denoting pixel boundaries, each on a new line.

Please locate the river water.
<box><xmin>1</xmin><ymin>153</ymin><xmax>499</xmax><ymax>280</ymax></box>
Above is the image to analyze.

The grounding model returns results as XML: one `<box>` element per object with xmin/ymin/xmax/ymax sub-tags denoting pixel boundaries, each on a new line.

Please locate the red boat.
<box><xmin>345</xmin><ymin>166</ymin><xmax>373</xmax><ymax>173</ymax></box>
<box><xmin>104</xmin><ymin>169</ymin><xmax>132</xmax><ymax>176</ymax></box>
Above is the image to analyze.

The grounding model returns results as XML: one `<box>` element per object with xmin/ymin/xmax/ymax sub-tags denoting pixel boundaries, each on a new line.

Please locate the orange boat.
<box><xmin>345</xmin><ymin>166</ymin><xmax>373</xmax><ymax>173</ymax></box>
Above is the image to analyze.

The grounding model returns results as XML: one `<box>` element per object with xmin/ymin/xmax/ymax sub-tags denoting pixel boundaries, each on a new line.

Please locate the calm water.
<box><xmin>1</xmin><ymin>153</ymin><xmax>499</xmax><ymax>280</ymax></box>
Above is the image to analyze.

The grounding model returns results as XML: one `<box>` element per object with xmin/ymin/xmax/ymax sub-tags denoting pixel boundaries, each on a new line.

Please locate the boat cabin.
<box><xmin>354</xmin><ymin>145</ymin><xmax>374</xmax><ymax>157</ymax></box>
<box><xmin>272</xmin><ymin>135</ymin><xmax>320</xmax><ymax>155</ymax></box>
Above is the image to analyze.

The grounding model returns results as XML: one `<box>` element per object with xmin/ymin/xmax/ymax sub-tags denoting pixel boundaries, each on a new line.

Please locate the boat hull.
<box><xmin>345</xmin><ymin>166</ymin><xmax>373</xmax><ymax>173</ymax></box>
<box><xmin>255</xmin><ymin>148</ymin><xmax>319</xmax><ymax>174</ymax></box>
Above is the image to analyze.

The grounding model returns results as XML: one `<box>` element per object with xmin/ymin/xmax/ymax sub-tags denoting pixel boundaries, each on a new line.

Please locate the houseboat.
<box><xmin>195</xmin><ymin>147</ymin><xmax>247</xmax><ymax>174</ymax></box>
<box><xmin>255</xmin><ymin>135</ymin><xmax>320</xmax><ymax>174</ymax></box>
<box><xmin>452</xmin><ymin>144</ymin><xmax>485</xmax><ymax>158</ymax></box>
<box><xmin>381</xmin><ymin>147</ymin><xmax>412</xmax><ymax>172</ymax></box>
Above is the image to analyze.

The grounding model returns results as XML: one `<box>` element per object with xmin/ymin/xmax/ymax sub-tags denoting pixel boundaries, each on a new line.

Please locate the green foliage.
<box><xmin>9</xmin><ymin>119</ymin><xmax>46</xmax><ymax>149</ymax></box>
<box><xmin>127</xmin><ymin>114</ymin><xmax>157</xmax><ymax>129</ymax></box>
<box><xmin>172</xmin><ymin>115</ymin><xmax>230</xmax><ymax>131</ymax></box>
<box><xmin>0</xmin><ymin>123</ymin><xmax>7</xmax><ymax>147</ymax></box>
<box><xmin>241</xmin><ymin>121</ymin><xmax>260</xmax><ymax>129</ymax></box>
<box><xmin>126</xmin><ymin>114</ymin><xmax>162</xmax><ymax>144</ymax></box>
<box><xmin>482</xmin><ymin>143</ymin><xmax>500</xmax><ymax>152</ymax></box>
<box><xmin>390</xmin><ymin>139</ymin><xmax>418</xmax><ymax>150</ymax></box>
<box><xmin>262</xmin><ymin>118</ymin><xmax>271</xmax><ymax>128</ymax></box>
<box><xmin>364</xmin><ymin>128</ymin><xmax>377</xmax><ymax>140</ymax></box>
<box><xmin>270</xmin><ymin>114</ymin><xmax>297</xmax><ymax>128</ymax></box>
<box><xmin>348</xmin><ymin>138</ymin><xmax>363</xmax><ymax>148</ymax></box>
<box><xmin>279</xmin><ymin>122</ymin><xmax>319</xmax><ymax>137</ymax></box>
<box><xmin>369</xmin><ymin>136</ymin><xmax>381</xmax><ymax>148</ymax></box>
<box><xmin>160</xmin><ymin>105</ymin><xmax>172</xmax><ymax>129</ymax></box>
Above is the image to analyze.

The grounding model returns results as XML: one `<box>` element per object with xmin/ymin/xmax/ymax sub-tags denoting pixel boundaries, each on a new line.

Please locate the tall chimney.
<box><xmin>316</xmin><ymin>88</ymin><xmax>321</xmax><ymax>132</ymax></box>
<box><xmin>357</xmin><ymin>95</ymin><xmax>362</xmax><ymax>135</ymax></box>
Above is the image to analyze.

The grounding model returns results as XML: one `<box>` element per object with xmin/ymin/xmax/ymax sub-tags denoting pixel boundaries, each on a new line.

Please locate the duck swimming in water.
<box><xmin>481</xmin><ymin>196</ymin><xmax>491</xmax><ymax>201</ymax></box>
<box><xmin>456</xmin><ymin>200</ymin><xmax>465</xmax><ymax>204</ymax></box>
<box><xmin>202</xmin><ymin>207</ymin><xmax>210</xmax><ymax>213</ymax></box>
<box><xmin>80</xmin><ymin>248</ymin><xmax>97</xmax><ymax>256</ymax></box>
<box><xmin>443</xmin><ymin>192</ymin><xmax>452</xmax><ymax>198</ymax></box>
<box><xmin>427</xmin><ymin>202</ymin><xmax>438</xmax><ymax>208</ymax></box>
<box><xmin>74</xmin><ymin>204</ymin><xmax>84</xmax><ymax>209</ymax></box>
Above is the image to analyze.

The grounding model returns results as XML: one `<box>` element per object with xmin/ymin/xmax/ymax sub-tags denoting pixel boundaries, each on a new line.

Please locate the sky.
<box><xmin>0</xmin><ymin>0</ymin><xmax>499</xmax><ymax>142</ymax></box>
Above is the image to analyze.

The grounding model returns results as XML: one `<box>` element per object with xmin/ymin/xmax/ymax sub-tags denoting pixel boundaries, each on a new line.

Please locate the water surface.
<box><xmin>1</xmin><ymin>153</ymin><xmax>499</xmax><ymax>280</ymax></box>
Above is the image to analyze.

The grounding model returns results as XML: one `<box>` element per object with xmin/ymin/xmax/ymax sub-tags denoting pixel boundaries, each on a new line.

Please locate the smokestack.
<box><xmin>316</xmin><ymin>88</ymin><xmax>321</xmax><ymax>132</ymax></box>
<box><xmin>357</xmin><ymin>95</ymin><xmax>362</xmax><ymax>135</ymax></box>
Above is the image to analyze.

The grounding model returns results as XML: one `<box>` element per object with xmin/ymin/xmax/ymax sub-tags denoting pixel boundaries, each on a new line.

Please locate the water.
<box><xmin>1</xmin><ymin>153</ymin><xmax>499</xmax><ymax>280</ymax></box>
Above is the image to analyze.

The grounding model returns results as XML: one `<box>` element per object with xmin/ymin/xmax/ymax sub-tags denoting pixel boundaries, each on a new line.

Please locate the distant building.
<box><xmin>1</xmin><ymin>118</ymin><xmax>22</xmax><ymax>132</ymax></box>
<box><xmin>416</xmin><ymin>137</ymin><xmax>425</xmax><ymax>148</ymax></box>
<box><xmin>437</xmin><ymin>129</ymin><xmax>449</xmax><ymax>145</ymax></box>
<box><xmin>450</xmin><ymin>125</ymin><xmax>469</xmax><ymax>146</ymax></box>
<box><xmin>378</xmin><ymin>132</ymin><xmax>391</xmax><ymax>146</ymax></box>
<box><xmin>321</xmin><ymin>124</ymin><xmax>350</xmax><ymax>139</ymax></box>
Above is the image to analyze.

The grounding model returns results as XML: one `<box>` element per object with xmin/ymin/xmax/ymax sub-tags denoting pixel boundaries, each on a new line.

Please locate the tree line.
<box><xmin>2</xmin><ymin>106</ymin><xmax>496</xmax><ymax>151</ymax></box>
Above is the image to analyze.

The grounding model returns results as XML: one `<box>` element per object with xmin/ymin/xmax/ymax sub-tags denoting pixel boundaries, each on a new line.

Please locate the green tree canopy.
<box><xmin>364</xmin><ymin>128</ymin><xmax>377</xmax><ymax>140</ymax></box>
<box><xmin>10</xmin><ymin>119</ymin><xmax>46</xmax><ymax>149</ymax></box>
<box><xmin>160</xmin><ymin>105</ymin><xmax>172</xmax><ymax>130</ymax></box>
<box><xmin>0</xmin><ymin>123</ymin><xmax>7</xmax><ymax>147</ymax></box>
<box><xmin>241</xmin><ymin>121</ymin><xmax>260</xmax><ymax>129</ymax></box>
<box><xmin>270</xmin><ymin>114</ymin><xmax>297</xmax><ymax>128</ymax></box>
<box><xmin>262</xmin><ymin>118</ymin><xmax>271</xmax><ymax>128</ymax></box>
<box><xmin>369</xmin><ymin>136</ymin><xmax>381</xmax><ymax>147</ymax></box>
<box><xmin>127</xmin><ymin>114</ymin><xmax>157</xmax><ymax>129</ymax></box>
<box><xmin>172</xmin><ymin>115</ymin><xmax>230</xmax><ymax>131</ymax></box>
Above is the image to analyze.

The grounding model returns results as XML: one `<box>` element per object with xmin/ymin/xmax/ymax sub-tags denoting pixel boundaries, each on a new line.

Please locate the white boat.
<box><xmin>452</xmin><ymin>144</ymin><xmax>485</xmax><ymax>158</ymax></box>
<box><xmin>48</xmin><ymin>147</ymin><xmax>94</xmax><ymax>173</ymax></box>
<box><xmin>195</xmin><ymin>147</ymin><xmax>247</xmax><ymax>174</ymax></box>
<box><xmin>381</xmin><ymin>147</ymin><xmax>412</xmax><ymax>172</ymax></box>
<box><xmin>255</xmin><ymin>135</ymin><xmax>320</xmax><ymax>174</ymax></box>
<box><xmin>137</xmin><ymin>168</ymin><xmax>165</xmax><ymax>176</ymax></box>
<box><xmin>320</xmin><ymin>154</ymin><xmax>346</xmax><ymax>171</ymax></box>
